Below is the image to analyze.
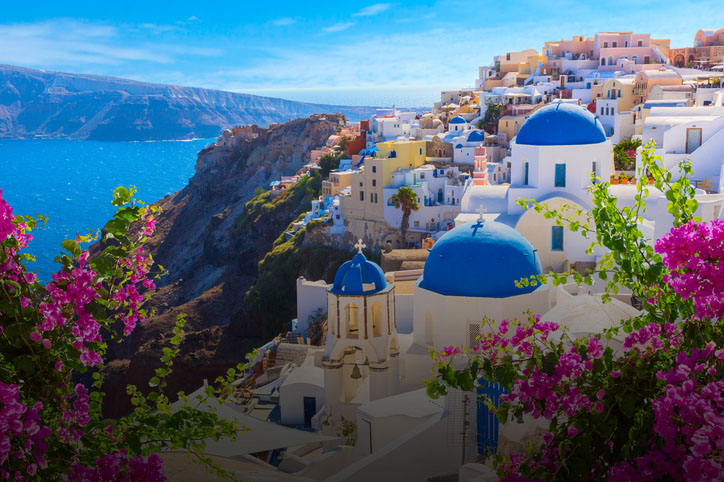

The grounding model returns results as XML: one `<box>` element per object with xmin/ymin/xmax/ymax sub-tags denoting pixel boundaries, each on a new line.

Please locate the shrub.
<box><xmin>0</xmin><ymin>187</ymin><xmax>246</xmax><ymax>480</ymax></box>
<box><xmin>426</xmin><ymin>145</ymin><xmax>724</xmax><ymax>480</ymax></box>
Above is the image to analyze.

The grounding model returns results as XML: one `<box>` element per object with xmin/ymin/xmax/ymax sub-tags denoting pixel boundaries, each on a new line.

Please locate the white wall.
<box><xmin>571</xmin><ymin>89</ymin><xmax>592</xmax><ymax>103</ymax></box>
<box><xmin>515</xmin><ymin>197</ymin><xmax>603</xmax><ymax>270</ymax></box>
<box><xmin>507</xmin><ymin>142</ymin><xmax>613</xmax><ymax>214</ymax></box>
<box><xmin>296</xmin><ymin>278</ymin><xmax>329</xmax><ymax>334</ymax></box>
<box><xmin>280</xmin><ymin>381</ymin><xmax>325</xmax><ymax>425</ymax></box>
<box><xmin>327</xmin><ymin>413</ymin><xmax>466</xmax><ymax>482</ymax></box>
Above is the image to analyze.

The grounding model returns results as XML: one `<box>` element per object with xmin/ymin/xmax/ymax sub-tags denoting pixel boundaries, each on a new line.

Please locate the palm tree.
<box><xmin>390</xmin><ymin>186</ymin><xmax>419</xmax><ymax>248</ymax></box>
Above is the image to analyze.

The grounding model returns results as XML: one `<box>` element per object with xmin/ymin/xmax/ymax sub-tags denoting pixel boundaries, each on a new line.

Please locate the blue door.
<box><xmin>303</xmin><ymin>397</ymin><xmax>316</xmax><ymax>427</ymax></box>
<box><xmin>555</xmin><ymin>163</ymin><xmax>566</xmax><ymax>187</ymax></box>
<box><xmin>477</xmin><ymin>378</ymin><xmax>506</xmax><ymax>456</ymax></box>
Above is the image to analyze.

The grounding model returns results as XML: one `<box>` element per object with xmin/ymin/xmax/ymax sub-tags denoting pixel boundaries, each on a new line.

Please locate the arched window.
<box><xmin>372</xmin><ymin>302</ymin><xmax>382</xmax><ymax>337</ymax></box>
<box><xmin>345</xmin><ymin>303</ymin><xmax>359</xmax><ymax>339</ymax></box>
<box><xmin>601</xmin><ymin>58</ymin><xmax>606</xmax><ymax>66</ymax></box>
<box><xmin>424</xmin><ymin>310</ymin><xmax>434</xmax><ymax>345</ymax></box>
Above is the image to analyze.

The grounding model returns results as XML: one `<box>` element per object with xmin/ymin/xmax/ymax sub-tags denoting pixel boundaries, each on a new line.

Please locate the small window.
<box><xmin>552</xmin><ymin>225</ymin><xmax>564</xmax><ymax>251</ymax></box>
<box><xmin>414</xmin><ymin>220</ymin><xmax>419</xmax><ymax>227</ymax></box>
<box><xmin>372</xmin><ymin>165</ymin><xmax>376</xmax><ymax>173</ymax></box>
<box><xmin>612</xmin><ymin>41</ymin><xmax>617</xmax><ymax>48</ymax></box>
<box><xmin>372</xmin><ymin>179</ymin><xmax>376</xmax><ymax>186</ymax></box>
<box><xmin>637</xmin><ymin>40</ymin><xmax>643</xmax><ymax>47</ymax></box>
<box><xmin>603</xmin><ymin>41</ymin><xmax>608</xmax><ymax>48</ymax></box>
<box><xmin>523</xmin><ymin>161</ymin><xmax>529</xmax><ymax>185</ymax></box>
<box><xmin>554</xmin><ymin>163</ymin><xmax>566</xmax><ymax>187</ymax></box>
<box><xmin>420</xmin><ymin>173</ymin><xmax>425</xmax><ymax>179</ymax></box>
<box><xmin>336</xmin><ymin>215</ymin><xmax>340</xmax><ymax>219</ymax></box>
<box><xmin>360</xmin><ymin>191</ymin><xmax>364</xmax><ymax>201</ymax></box>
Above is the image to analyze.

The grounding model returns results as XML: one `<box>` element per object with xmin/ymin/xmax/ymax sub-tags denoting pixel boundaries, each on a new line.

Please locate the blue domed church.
<box><xmin>401</xmin><ymin>216</ymin><xmax>554</xmax><ymax>385</ymax></box>
<box><xmin>459</xmin><ymin>101</ymin><xmax>613</xmax><ymax>274</ymax></box>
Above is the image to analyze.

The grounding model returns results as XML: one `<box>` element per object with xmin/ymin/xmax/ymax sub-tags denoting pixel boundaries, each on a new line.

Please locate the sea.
<box><xmin>0</xmin><ymin>138</ymin><xmax>214</xmax><ymax>281</ymax></box>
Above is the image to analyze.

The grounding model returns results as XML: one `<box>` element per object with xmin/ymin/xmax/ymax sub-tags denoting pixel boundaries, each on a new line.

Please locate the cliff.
<box><xmin>102</xmin><ymin>114</ymin><xmax>356</xmax><ymax>417</ymax></box>
<box><xmin>0</xmin><ymin>64</ymin><xmax>378</xmax><ymax>141</ymax></box>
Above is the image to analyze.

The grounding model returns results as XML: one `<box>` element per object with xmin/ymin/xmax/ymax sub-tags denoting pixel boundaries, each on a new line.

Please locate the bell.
<box><xmin>350</xmin><ymin>364</ymin><xmax>362</xmax><ymax>379</ymax></box>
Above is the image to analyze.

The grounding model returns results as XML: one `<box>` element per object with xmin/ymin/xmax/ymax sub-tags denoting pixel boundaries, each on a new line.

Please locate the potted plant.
<box><xmin>610</xmin><ymin>174</ymin><xmax>620</xmax><ymax>185</ymax></box>
<box><xmin>620</xmin><ymin>173</ymin><xmax>629</xmax><ymax>185</ymax></box>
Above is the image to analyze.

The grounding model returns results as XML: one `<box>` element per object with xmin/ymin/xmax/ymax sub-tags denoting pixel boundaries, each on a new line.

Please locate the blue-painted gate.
<box><xmin>477</xmin><ymin>378</ymin><xmax>507</xmax><ymax>456</ymax></box>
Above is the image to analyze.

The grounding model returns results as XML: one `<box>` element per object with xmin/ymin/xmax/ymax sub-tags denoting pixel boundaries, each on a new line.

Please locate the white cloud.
<box><xmin>352</xmin><ymin>3</ymin><xmax>394</xmax><ymax>16</ymax></box>
<box><xmin>187</xmin><ymin>16</ymin><xmax>199</xmax><ymax>21</ymax></box>
<box><xmin>140</xmin><ymin>23</ymin><xmax>179</xmax><ymax>34</ymax></box>
<box><xmin>323</xmin><ymin>22</ymin><xmax>356</xmax><ymax>33</ymax></box>
<box><xmin>272</xmin><ymin>17</ymin><xmax>296</xmax><ymax>26</ymax></box>
<box><xmin>211</xmin><ymin>28</ymin><xmax>483</xmax><ymax>91</ymax></box>
<box><xmin>0</xmin><ymin>19</ymin><xmax>220</xmax><ymax>70</ymax></box>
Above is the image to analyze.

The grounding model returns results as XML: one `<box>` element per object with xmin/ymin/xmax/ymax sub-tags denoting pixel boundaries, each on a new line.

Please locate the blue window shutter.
<box><xmin>552</xmin><ymin>225</ymin><xmax>564</xmax><ymax>251</ymax></box>
<box><xmin>524</xmin><ymin>162</ymin><xmax>529</xmax><ymax>185</ymax></box>
<box><xmin>555</xmin><ymin>164</ymin><xmax>566</xmax><ymax>187</ymax></box>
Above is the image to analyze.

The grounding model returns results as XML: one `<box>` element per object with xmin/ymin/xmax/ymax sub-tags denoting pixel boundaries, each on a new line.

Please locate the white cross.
<box><xmin>477</xmin><ymin>205</ymin><xmax>487</xmax><ymax>222</ymax></box>
<box><xmin>354</xmin><ymin>239</ymin><xmax>366</xmax><ymax>254</ymax></box>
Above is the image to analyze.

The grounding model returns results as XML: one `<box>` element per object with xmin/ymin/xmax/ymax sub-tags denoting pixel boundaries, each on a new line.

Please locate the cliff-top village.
<box><xmin>168</xmin><ymin>28</ymin><xmax>724</xmax><ymax>481</ymax></box>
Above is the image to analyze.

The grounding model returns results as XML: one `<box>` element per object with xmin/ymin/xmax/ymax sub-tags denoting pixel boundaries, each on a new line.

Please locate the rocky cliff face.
<box><xmin>102</xmin><ymin>114</ymin><xmax>347</xmax><ymax>417</ymax></box>
<box><xmin>0</xmin><ymin>64</ymin><xmax>377</xmax><ymax>141</ymax></box>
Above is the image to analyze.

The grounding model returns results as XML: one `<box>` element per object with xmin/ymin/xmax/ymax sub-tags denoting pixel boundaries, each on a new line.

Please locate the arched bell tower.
<box><xmin>322</xmin><ymin>240</ymin><xmax>399</xmax><ymax>405</ymax></box>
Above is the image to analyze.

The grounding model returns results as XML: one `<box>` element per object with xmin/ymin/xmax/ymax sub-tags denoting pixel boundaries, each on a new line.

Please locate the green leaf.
<box><xmin>61</xmin><ymin>239</ymin><xmax>79</xmax><ymax>255</ymax></box>
<box><xmin>112</xmin><ymin>186</ymin><xmax>132</xmax><ymax>207</ymax></box>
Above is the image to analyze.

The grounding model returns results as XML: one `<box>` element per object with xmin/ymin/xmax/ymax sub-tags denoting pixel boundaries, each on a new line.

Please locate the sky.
<box><xmin>2</xmin><ymin>0</ymin><xmax>724</xmax><ymax>106</ymax></box>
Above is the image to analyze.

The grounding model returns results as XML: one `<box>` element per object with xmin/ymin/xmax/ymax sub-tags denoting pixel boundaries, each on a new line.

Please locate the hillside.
<box><xmin>101</xmin><ymin>114</ymin><xmax>357</xmax><ymax>417</ymax></box>
<box><xmin>0</xmin><ymin>64</ymin><xmax>378</xmax><ymax>141</ymax></box>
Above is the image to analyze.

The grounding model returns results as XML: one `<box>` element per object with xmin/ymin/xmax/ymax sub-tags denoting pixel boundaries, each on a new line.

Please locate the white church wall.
<box><xmin>507</xmin><ymin>143</ymin><xmax>612</xmax><ymax>214</ymax></box>
<box><xmin>407</xmin><ymin>286</ymin><xmax>553</xmax><ymax>385</ymax></box>
<box><xmin>515</xmin><ymin>197</ymin><xmax>599</xmax><ymax>271</ymax></box>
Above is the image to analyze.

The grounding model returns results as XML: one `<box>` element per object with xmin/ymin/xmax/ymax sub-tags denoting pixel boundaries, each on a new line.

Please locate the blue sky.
<box><xmin>2</xmin><ymin>0</ymin><xmax>724</xmax><ymax>105</ymax></box>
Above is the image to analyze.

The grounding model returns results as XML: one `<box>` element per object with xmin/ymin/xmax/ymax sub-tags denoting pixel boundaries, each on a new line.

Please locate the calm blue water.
<box><xmin>0</xmin><ymin>139</ymin><xmax>213</xmax><ymax>281</ymax></box>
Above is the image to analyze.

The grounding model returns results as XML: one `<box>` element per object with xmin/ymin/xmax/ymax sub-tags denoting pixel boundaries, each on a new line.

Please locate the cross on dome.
<box><xmin>354</xmin><ymin>239</ymin><xmax>366</xmax><ymax>254</ymax></box>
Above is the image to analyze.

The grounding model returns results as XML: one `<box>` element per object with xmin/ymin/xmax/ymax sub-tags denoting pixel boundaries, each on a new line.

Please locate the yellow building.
<box><xmin>322</xmin><ymin>170</ymin><xmax>353</xmax><ymax>196</ymax></box>
<box><xmin>340</xmin><ymin>140</ymin><xmax>428</xmax><ymax>247</ymax></box>
<box><xmin>601</xmin><ymin>77</ymin><xmax>637</xmax><ymax>112</ymax></box>
<box><xmin>498</xmin><ymin>104</ymin><xmax>544</xmax><ymax>141</ymax></box>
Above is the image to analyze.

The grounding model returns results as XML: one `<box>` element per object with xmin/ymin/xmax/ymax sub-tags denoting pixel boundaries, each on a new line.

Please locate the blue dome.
<box><xmin>419</xmin><ymin>221</ymin><xmax>542</xmax><ymax>298</ymax></box>
<box><xmin>467</xmin><ymin>130</ymin><xmax>485</xmax><ymax>143</ymax></box>
<box><xmin>516</xmin><ymin>102</ymin><xmax>606</xmax><ymax>146</ymax></box>
<box><xmin>331</xmin><ymin>252</ymin><xmax>387</xmax><ymax>296</ymax></box>
<box><xmin>449</xmin><ymin>116</ymin><xmax>467</xmax><ymax>124</ymax></box>
<box><xmin>455</xmin><ymin>144</ymin><xmax>463</xmax><ymax>149</ymax></box>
